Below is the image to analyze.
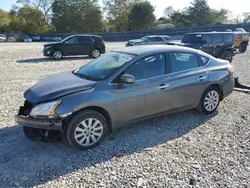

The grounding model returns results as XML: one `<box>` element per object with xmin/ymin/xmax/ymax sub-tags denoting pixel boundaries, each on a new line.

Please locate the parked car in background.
<box><xmin>52</xmin><ymin>36</ymin><xmax>62</xmax><ymax>42</ymax></box>
<box><xmin>0</xmin><ymin>34</ymin><xmax>7</xmax><ymax>42</ymax></box>
<box><xmin>7</xmin><ymin>36</ymin><xmax>17</xmax><ymax>42</ymax></box>
<box><xmin>126</xmin><ymin>35</ymin><xmax>170</xmax><ymax>47</ymax></box>
<box><xmin>235</xmin><ymin>28</ymin><xmax>246</xmax><ymax>32</ymax></box>
<box><xmin>167</xmin><ymin>32</ymin><xmax>235</xmax><ymax>62</ymax></box>
<box><xmin>43</xmin><ymin>35</ymin><xmax>106</xmax><ymax>60</ymax></box>
<box><xmin>234</xmin><ymin>31</ymin><xmax>249</xmax><ymax>53</ymax></box>
<box><xmin>30</xmin><ymin>35</ymin><xmax>41</xmax><ymax>41</ymax></box>
<box><xmin>16</xmin><ymin>45</ymin><xmax>235</xmax><ymax>149</ymax></box>
<box><xmin>21</xmin><ymin>35</ymin><xmax>32</xmax><ymax>42</ymax></box>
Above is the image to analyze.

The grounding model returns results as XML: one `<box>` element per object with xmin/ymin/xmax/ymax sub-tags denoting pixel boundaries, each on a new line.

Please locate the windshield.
<box><xmin>141</xmin><ymin>37</ymin><xmax>149</xmax><ymax>41</ymax></box>
<box><xmin>61</xmin><ymin>36</ymin><xmax>73</xmax><ymax>43</ymax></box>
<box><xmin>74</xmin><ymin>52</ymin><xmax>136</xmax><ymax>81</ymax></box>
<box><xmin>181</xmin><ymin>34</ymin><xmax>201</xmax><ymax>44</ymax></box>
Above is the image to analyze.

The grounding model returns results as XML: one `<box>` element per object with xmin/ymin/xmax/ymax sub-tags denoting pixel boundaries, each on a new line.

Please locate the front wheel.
<box><xmin>52</xmin><ymin>50</ymin><xmax>63</xmax><ymax>60</ymax></box>
<box><xmin>220</xmin><ymin>51</ymin><xmax>233</xmax><ymax>63</ymax></box>
<box><xmin>197</xmin><ymin>86</ymin><xmax>221</xmax><ymax>114</ymax></box>
<box><xmin>65</xmin><ymin>110</ymin><xmax>108</xmax><ymax>149</ymax></box>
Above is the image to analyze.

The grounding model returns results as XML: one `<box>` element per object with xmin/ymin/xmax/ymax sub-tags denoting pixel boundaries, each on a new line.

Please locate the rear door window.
<box><xmin>169</xmin><ymin>52</ymin><xmax>199</xmax><ymax>73</ymax></box>
<box><xmin>201</xmin><ymin>34</ymin><xmax>213</xmax><ymax>44</ymax></box>
<box><xmin>214</xmin><ymin>34</ymin><xmax>223</xmax><ymax>43</ymax></box>
<box><xmin>79</xmin><ymin>36</ymin><xmax>93</xmax><ymax>43</ymax></box>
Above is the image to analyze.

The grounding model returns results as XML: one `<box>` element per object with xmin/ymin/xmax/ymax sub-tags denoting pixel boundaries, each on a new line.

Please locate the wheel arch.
<box><xmin>207</xmin><ymin>84</ymin><xmax>224</xmax><ymax>101</ymax></box>
<box><xmin>63</xmin><ymin>106</ymin><xmax>113</xmax><ymax>133</ymax></box>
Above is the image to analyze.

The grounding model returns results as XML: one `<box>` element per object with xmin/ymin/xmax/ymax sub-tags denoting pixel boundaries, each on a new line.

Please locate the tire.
<box><xmin>220</xmin><ymin>51</ymin><xmax>233</xmax><ymax>63</ymax></box>
<box><xmin>197</xmin><ymin>86</ymin><xmax>221</xmax><ymax>114</ymax></box>
<box><xmin>239</xmin><ymin>43</ymin><xmax>247</xmax><ymax>53</ymax></box>
<box><xmin>65</xmin><ymin>110</ymin><xmax>108</xmax><ymax>149</ymax></box>
<box><xmin>23</xmin><ymin>126</ymin><xmax>46</xmax><ymax>141</ymax></box>
<box><xmin>90</xmin><ymin>49</ymin><xmax>101</xmax><ymax>58</ymax></box>
<box><xmin>52</xmin><ymin>50</ymin><xmax>63</xmax><ymax>60</ymax></box>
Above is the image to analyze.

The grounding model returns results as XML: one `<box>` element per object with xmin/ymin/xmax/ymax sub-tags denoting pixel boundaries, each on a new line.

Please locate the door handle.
<box><xmin>198</xmin><ymin>76</ymin><xmax>206</xmax><ymax>81</ymax></box>
<box><xmin>157</xmin><ymin>84</ymin><xmax>169</xmax><ymax>90</ymax></box>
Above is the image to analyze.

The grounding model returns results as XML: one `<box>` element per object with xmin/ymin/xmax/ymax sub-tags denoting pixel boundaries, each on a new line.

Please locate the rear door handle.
<box><xmin>198</xmin><ymin>76</ymin><xmax>206</xmax><ymax>81</ymax></box>
<box><xmin>158</xmin><ymin>84</ymin><xmax>169</xmax><ymax>90</ymax></box>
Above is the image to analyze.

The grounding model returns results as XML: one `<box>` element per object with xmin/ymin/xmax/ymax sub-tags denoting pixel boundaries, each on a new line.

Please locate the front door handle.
<box><xmin>158</xmin><ymin>84</ymin><xmax>170</xmax><ymax>90</ymax></box>
<box><xmin>198</xmin><ymin>76</ymin><xmax>207</xmax><ymax>81</ymax></box>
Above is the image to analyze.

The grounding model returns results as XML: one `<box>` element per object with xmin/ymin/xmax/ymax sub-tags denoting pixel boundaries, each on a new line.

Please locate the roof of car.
<box><xmin>70</xmin><ymin>34</ymin><xmax>102</xmax><ymax>37</ymax></box>
<box><xmin>186</xmin><ymin>32</ymin><xmax>234</xmax><ymax>35</ymax></box>
<box><xmin>146</xmin><ymin>35</ymin><xmax>169</xmax><ymax>37</ymax></box>
<box><xmin>114</xmin><ymin>45</ymin><xmax>204</xmax><ymax>56</ymax></box>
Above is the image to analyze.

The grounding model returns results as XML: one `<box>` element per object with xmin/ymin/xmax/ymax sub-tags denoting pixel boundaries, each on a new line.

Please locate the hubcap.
<box><xmin>204</xmin><ymin>90</ymin><xmax>219</xmax><ymax>112</ymax></box>
<box><xmin>54</xmin><ymin>51</ymin><xmax>62</xmax><ymax>59</ymax></box>
<box><xmin>92</xmin><ymin>50</ymin><xmax>100</xmax><ymax>58</ymax></box>
<box><xmin>226</xmin><ymin>54</ymin><xmax>232</xmax><ymax>61</ymax></box>
<box><xmin>74</xmin><ymin>118</ymin><xmax>103</xmax><ymax>146</ymax></box>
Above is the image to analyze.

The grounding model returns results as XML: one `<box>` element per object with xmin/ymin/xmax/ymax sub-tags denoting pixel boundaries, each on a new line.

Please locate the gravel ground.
<box><xmin>0</xmin><ymin>42</ymin><xmax>250</xmax><ymax>188</ymax></box>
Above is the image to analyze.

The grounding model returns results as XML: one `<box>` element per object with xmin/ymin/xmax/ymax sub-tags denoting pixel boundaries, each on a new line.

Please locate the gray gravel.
<box><xmin>0</xmin><ymin>42</ymin><xmax>250</xmax><ymax>188</ymax></box>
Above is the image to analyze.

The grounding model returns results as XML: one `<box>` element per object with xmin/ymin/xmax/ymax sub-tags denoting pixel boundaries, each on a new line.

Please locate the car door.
<box><xmin>213</xmin><ymin>34</ymin><xmax>224</xmax><ymax>57</ymax></box>
<box><xmin>63</xmin><ymin>36</ymin><xmax>79</xmax><ymax>55</ymax></box>
<box><xmin>200</xmin><ymin>34</ymin><xmax>214</xmax><ymax>55</ymax></box>
<box><xmin>78</xmin><ymin>36</ymin><xmax>95</xmax><ymax>55</ymax></box>
<box><xmin>157</xmin><ymin>52</ymin><xmax>209</xmax><ymax>111</ymax></box>
<box><xmin>113</xmin><ymin>53</ymin><xmax>166</xmax><ymax>124</ymax></box>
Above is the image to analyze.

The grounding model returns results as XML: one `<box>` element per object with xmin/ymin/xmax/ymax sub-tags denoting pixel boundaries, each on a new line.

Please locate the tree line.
<box><xmin>0</xmin><ymin>0</ymin><xmax>250</xmax><ymax>34</ymax></box>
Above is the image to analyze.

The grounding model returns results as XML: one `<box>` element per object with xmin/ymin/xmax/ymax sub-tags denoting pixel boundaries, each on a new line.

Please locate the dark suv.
<box><xmin>43</xmin><ymin>35</ymin><xmax>106</xmax><ymax>60</ymax></box>
<box><xmin>168</xmin><ymin>32</ymin><xmax>235</xmax><ymax>62</ymax></box>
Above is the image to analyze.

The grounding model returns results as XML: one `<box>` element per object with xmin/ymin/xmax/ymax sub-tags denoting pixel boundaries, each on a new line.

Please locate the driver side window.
<box><xmin>65</xmin><ymin>37</ymin><xmax>78</xmax><ymax>44</ymax></box>
<box><xmin>124</xmin><ymin>54</ymin><xmax>165</xmax><ymax>81</ymax></box>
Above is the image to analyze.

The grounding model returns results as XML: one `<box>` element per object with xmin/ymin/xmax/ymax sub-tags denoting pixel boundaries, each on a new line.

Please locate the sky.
<box><xmin>0</xmin><ymin>0</ymin><xmax>249</xmax><ymax>18</ymax></box>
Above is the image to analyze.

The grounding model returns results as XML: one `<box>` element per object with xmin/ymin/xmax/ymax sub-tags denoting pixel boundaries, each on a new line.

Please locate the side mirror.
<box><xmin>200</xmin><ymin>40</ymin><xmax>207</xmax><ymax>46</ymax></box>
<box><xmin>119</xmin><ymin>74</ymin><xmax>135</xmax><ymax>84</ymax></box>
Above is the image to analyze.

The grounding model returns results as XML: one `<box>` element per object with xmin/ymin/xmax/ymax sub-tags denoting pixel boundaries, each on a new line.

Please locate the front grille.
<box><xmin>18</xmin><ymin>100</ymin><xmax>35</xmax><ymax>116</ymax></box>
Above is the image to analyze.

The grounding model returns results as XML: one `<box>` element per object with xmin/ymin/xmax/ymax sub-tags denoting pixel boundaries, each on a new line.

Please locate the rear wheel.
<box><xmin>220</xmin><ymin>51</ymin><xmax>233</xmax><ymax>63</ymax></box>
<box><xmin>90</xmin><ymin>49</ymin><xmax>101</xmax><ymax>58</ymax></box>
<box><xmin>65</xmin><ymin>110</ymin><xmax>108</xmax><ymax>149</ymax></box>
<box><xmin>197</xmin><ymin>86</ymin><xmax>221</xmax><ymax>114</ymax></box>
<box><xmin>239</xmin><ymin>43</ymin><xmax>247</xmax><ymax>53</ymax></box>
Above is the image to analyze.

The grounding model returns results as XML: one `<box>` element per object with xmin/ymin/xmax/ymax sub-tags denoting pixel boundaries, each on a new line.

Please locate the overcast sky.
<box><xmin>0</xmin><ymin>0</ymin><xmax>249</xmax><ymax>18</ymax></box>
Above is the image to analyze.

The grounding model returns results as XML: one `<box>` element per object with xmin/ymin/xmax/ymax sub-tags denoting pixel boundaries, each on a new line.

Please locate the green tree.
<box><xmin>210</xmin><ymin>8</ymin><xmax>229</xmax><ymax>25</ymax></box>
<box><xmin>0</xmin><ymin>9</ymin><xmax>12</xmax><ymax>32</ymax></box>
<box><xmin>52</xmin><ymin>0</ymin><xmax>102</xmax><ymax>33</ymax></box>
<box><xmin>129</xmin><ymin>1</ymin><xmax>155</xmax><ymax>30</ymax></box>
<box><xmin>187</xmin><ymin>0</ymin><xmax>210</xmax><ymax>26</ymax></box>
<box><xmin>243</xmin><ymin>12</ymin><xmax>250</xmax><ymax>23</ymax></box>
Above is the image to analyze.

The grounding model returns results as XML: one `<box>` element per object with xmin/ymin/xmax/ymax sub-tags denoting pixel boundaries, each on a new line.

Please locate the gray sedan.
<box><xmin>15</xmin><ymin>45</ymin><xmax>235</xmax><ymax>149</ymax></box>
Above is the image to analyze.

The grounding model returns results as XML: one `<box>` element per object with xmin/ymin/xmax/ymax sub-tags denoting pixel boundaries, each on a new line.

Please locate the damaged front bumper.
<box><xmin>15</xmin><ymin>115</ymin><xmax>63</xmax><ymax>130</ymax></box>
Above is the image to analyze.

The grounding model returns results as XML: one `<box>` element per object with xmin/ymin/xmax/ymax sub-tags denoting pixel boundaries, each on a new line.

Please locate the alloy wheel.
<box><xmin>204</xmin><ymin>90</ymin><xmax>219</xmax><ymax>112</ymax></box>
<box><xmin>92</xmin><ymin>50</ymin><xmax>100</xmax><ymax>58</ymax></box>
<box><xmin>74</xmin><ymin>118</ymin><xmax>104</xmax><ymax>147</ymax></box>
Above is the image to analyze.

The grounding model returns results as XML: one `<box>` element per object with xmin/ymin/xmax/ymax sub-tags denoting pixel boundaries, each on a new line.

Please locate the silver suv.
<box><xmin>126</xmin><ymin>35</ymin><xmax>170</xmax><ymax>47</ymax></box>
<box><xmin>15</xmin><ymin>45</ymin><xmax>235</xmax><ymax>149</ymax></box>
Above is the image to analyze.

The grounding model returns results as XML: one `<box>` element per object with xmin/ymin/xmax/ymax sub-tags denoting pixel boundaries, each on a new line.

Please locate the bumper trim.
<box><xmin>15</xmin><ymin>115</ymin><xmax>63</xmax><ymax>130</ymax></box>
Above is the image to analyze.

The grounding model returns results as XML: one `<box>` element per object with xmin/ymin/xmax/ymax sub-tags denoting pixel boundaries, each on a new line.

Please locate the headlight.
<box><xmin>44</xmin><ymin>46</ymin><xmax>52</xmax><ymax>50</ymax></box>
<box><xmin>30</xmin><ymin>101</ymin><xmax>61</xmax><ymax>117</ymax></box>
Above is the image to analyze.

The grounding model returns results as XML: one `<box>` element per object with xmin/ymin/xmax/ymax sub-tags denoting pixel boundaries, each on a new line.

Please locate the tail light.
<box><xmin>227</xmin><ymin>66</ymin><xmax>236</xmax><ymax>76</ymax></box>
<box><xmin>102</xmin><ymin>41</ymin><xmax>106</xmax><ymax>46</ymax></box>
